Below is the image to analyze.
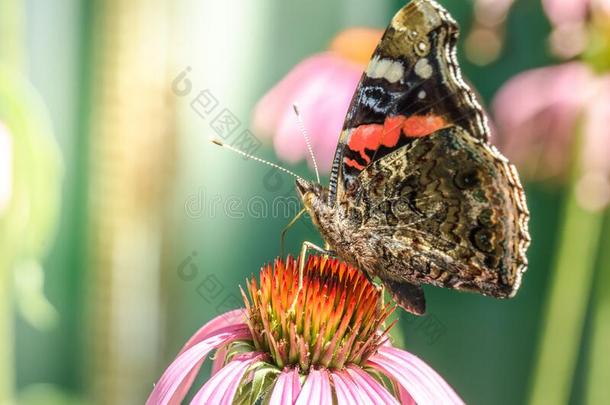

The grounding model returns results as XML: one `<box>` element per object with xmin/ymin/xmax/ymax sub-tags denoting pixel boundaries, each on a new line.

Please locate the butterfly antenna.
<box><xmin>210</xmin><ymin>138</ymin><xmax>305</xmax><ymax>182</ymax></box>
<box><xmin>292</xmin><ymin>104</ymin><xmax>321</xmax><ymax>184</ymax></box>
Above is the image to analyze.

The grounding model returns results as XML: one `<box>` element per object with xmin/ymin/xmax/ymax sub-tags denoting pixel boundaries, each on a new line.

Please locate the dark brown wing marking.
<box><xmin>350</xmin><ymin>127</ymin><xmax>529</xmax><ymax>297</ymax></box>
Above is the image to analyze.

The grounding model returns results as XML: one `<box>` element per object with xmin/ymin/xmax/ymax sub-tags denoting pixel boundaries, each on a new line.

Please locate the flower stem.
<box><xmin>585</xmin><ymin>212</ymin><xmax>610</xmax><ymax>405</ymax></box>
<box><xmin>528</xmin><ymin>133</ymin><xmax>604</xmax><ymax>404</ymax></box>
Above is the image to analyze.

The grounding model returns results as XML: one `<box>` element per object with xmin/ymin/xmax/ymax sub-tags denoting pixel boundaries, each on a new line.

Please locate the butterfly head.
<box><xmin>296</xmin><ymin>178</ymin><xmax>324</xmax><ymax>206</ymax></box>
<box><xmin>295</xmin><ymin>178</ymin><xmax>331</xmax><ymax>225</ymax></box>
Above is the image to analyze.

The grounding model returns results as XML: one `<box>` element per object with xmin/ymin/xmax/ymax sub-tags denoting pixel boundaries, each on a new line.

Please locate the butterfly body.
<box><xmin>296</xmin><ymin>0</ymin><xmax>530</xmax><ymax>315</ymax></box>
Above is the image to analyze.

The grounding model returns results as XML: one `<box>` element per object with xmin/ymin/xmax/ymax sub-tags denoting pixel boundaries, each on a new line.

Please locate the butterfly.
<box><xmin>294</xmin><ymin>0</ymin><xmax>530</xmax><ymax>315</ymax></box>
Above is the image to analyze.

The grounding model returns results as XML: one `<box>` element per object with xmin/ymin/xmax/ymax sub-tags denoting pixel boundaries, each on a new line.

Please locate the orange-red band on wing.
<box><xmin>402</xmin><ymin>115</ymin><xmax>447</xmax><ymax>137</ymax></box>
<box><xmin>344</xmin><ymin>158</ymin><xmax>365</xmax><ymax>170</ymax></box>
<box><xmin>343</xmin><ymin>114</ymin><xmax>447</xmax><ymax>170</ymax></box>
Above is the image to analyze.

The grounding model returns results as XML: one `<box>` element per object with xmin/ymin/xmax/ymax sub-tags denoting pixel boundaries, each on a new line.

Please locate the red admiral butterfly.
<box><xmin>294</xmin><ymin>0</ymin><xmax>530</xmax><ymax>315</ymax></box>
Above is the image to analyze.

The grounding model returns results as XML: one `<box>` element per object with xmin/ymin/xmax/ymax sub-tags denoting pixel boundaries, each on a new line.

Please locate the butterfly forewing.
<box><xmin>329</xmin><ymin>0</ymin><xmax>490</xmax><ymax>205</ymax></box>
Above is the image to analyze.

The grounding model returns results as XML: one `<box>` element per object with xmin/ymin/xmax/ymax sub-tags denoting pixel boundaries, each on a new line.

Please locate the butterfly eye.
<box><xmin>346</xmin><ymin>178</ymin><xmax>360</xmax><ymax>194</ymax></box>
<box><xmin>454</xmin><ymin>169</ymin><xmax>480</xmax><ymax>190</ymax></box>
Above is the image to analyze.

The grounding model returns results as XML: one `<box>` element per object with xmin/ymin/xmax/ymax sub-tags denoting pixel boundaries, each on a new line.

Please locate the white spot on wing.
<box><xmin>414</xmin><ymin>58</ymin><xmax>433</xmax><ymax>79</ymax></box>
<box><xmin>366</xmin><ymin>56</ymin><xmax>404</xmax><ymax>83</ymax></box>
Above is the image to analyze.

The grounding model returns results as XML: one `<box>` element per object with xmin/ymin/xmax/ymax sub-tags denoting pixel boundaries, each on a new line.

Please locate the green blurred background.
<box><xmin>1</xmin><ymin>0</ymin><xmax>609</xmax><ymax>404</ymax></box>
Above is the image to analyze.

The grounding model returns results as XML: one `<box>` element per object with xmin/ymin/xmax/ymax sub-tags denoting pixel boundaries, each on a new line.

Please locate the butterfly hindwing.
<box><xmin>328</xmin><ymin>0</ymin><xmax>490</xmax><ymax>204</ymax></box>
<box><xmin>382</xmin><ymin>278</ymin><xmax>426</xmax><ymax>315</ymax></box>
<box><xmin>349</xmin><ymin>127</ymin><xmax>529</xmax><ymax>297</ymax></box>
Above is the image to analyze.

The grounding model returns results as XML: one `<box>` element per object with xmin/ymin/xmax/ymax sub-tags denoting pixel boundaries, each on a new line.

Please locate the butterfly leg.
<box><xmin>357</xmin><ymin>270</ymin><xmax>388</xmax><ymax>306</ymax></box>
<box><xmin>280</xmin><ymin>208</ymin><xmax>306</xmax><ymax>258</ymax></box>
<box><xmin>297</xmin><ymin>241</ymin><xmax>336</xmax><ymax>288</ymax></box>
<box><xmin>289</xmin><ymin>241</ymin><xmax>335</xmax><ymax>313</ymax></box>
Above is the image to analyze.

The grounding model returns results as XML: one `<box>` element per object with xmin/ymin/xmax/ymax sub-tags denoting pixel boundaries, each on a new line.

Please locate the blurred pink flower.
<box><xmin>493</xmin><ymin>63</ymin><xmax>610</xmax><ymax>208</ymax></box>
<box><xmin>543</xmin><ymin>0</ymin><xmax>592</xmax><ymax>57</ymax></box>
<box><xmin>465</xmin><ymin>0</ymin><xmax>516</xmax><ymax>65</ymax></box>
<box><xmin>542</xmin><ymin>0</ymin><xmax>610</xmax><ymax>25</ymax></box>
<box><xmin>493</xmin><ymin>63</ymin><xmax>594</xmax><ymax>179</ymax></box>
<box><xmin>542</xmin><ymin>0</ymin><xmax>591</xmax><ymax>26</ymax></box>
<box><xmin>582</xmin><ymin>76</ymin><xmax>610</xmax><ymax>176</ymax></box>
<box><xmin>252</xmin><ymin>53</ymin><xmax>362</xmax><ymax>173</ymax></box>
<box><xmin>542</xmin><ymin>0</ymin><xmax>610</xmax><ymax>58</ymax></box>
<box><xmin>147</xmin><ymin>256</ymin><xmax>464</xmax><ymax>404</ymax></box>
<box><xmin>252</xmin><ymin>29</ymin><xmax>382</xmax><ymax>173</ymax></box>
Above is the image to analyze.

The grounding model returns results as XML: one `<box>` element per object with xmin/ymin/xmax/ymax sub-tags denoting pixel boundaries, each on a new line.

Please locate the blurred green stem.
<box><xmin>528</xmin><ymin>138</ymin><xmax>604</xmax><ymax>404</ymax></box>
<box><xmin>0</xmin><ymin>252</ymin><xmax>15</xmax><ymax>404</ymax></box>
<box><xmin>585</xmin><ymin>212</ymin><xmax>610</xmax><ymax>405</ymax></box>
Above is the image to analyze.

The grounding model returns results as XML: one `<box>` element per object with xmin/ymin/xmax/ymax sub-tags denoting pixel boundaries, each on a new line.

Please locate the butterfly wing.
<box><xmin>328</xmin><ymin>0</ymin><xmax>490</xmax><ymax>204</ymax></box>
<box><xmin>350</xmin><ymin>126</ymin><xmax>529</xmax><ymax>299</ymax></box>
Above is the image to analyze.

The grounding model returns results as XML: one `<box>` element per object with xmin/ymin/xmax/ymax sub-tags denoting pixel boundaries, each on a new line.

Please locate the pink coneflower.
<box><xmin>252</xmin><ymin>29</ymin><xmax>382</xmax><ymax>173</ymax></box>
<box><xmin>542</xmin><ymin>0</ymin><xmax>610</xmax><ymax>58</ymax></box>
<box><xmin>492</xmin><ymin>63</ymin><xmax>610</xmax><ymax>210</ymax></box>
<box><xmin>147</xmin><ymin>256</ymin><xmax>464</xmax><ymax>404</ymax></box>
<box><xmin>492</xmin><ymin>62</ymin><xmax>596</xmax><ymax>180</ymax></box>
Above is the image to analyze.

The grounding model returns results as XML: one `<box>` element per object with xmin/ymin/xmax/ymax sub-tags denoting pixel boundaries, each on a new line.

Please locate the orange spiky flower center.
<box><xmin>241</xmin><ymin>255</ymin><xmax>396</xmax><ymax>373</ymax></box>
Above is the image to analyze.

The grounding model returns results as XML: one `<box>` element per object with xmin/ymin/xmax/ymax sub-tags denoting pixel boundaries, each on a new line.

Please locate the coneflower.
<box><xmin>147</xmin><ymin>255</ymin><xmax>464</xmax><ymax>404</ymax></box>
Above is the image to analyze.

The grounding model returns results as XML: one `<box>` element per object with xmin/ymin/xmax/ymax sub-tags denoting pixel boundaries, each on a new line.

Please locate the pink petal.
<box><xmin>346</xmin><ymin>366</ymin><xmax>400</xmax><ymax>405</ymax></box>
<box><xmin>331</xmin><ymin>371</ymin><xmax>360</xmax><ymax>404</ymax></box>
<box><xmin>146</xmin><ymin>325</ymin><xmax>250</xmax><ymax>405</ymax></box>
<box><xmin>397</xmin><ymin>387</ymin><xmax>417</xmax><ymax>405</ymax></box>
<box><xmin>599</xmin><ymin>0</ymin><xmax>610</xmax><ymax>13</ymax></box>
<box><xmin>318</xmin><ymin>370</ymin><xmax>333</xmax><ymax>404</ymax></box>
<box><xmin>253</xmin><ymin>54</ymin><xmax>338</xmax><ymax>139</ymax></box>
<box><xmin>211</xmin><ymin>344</ymin><xmax>229</xmax><ymax>376</ymax></box>
<box><xmin>190</xmin><ymin>352</ymin><xmax>264</xmax><ymax>405</ymax></box>
<box><xmin>542</xmin><ymin>0</ymin><xmax>590</xmax><ymax>26</ymax></box>
<box><xmin>269</xmin><ymin>368</ymin><xmax>302</xmax><ymax>405</ymax></box>
<box><xmin>381</xmin><ymin>346</ymin><xmax>462</xmax><ymax>401</ymax></box>
<box><xmin>289</xmin><ymin>368</ymin><xmax>302</xmax><ymax>398</ymax></box>
<box><xmin>583</xmin><ymin>75</ymin><xmax>610</xmax><ymax>176</ymax></box>
<box><xmin>176</xmin><ymin>310</ymin><xmax>246</xmax><ymax>392</ymax></box>
<box><xmin>294</xmin><ymin>368</ymin><xmax>333</xmax><ymax>405</ymax></box>
<box><xmin>179</xmin><ymin>309</ymin><xmax>247</xmax><ymax>354</ymax></box>
<box><xmin>378</xmin><ymin>341</ymin><xmax>416</xmax><ymax>404</ymax></box>
<box><xmin>493</xmin><ymin>63</ymin><xmax>593</xmax><ymax>128</ymax></box>
<box><xmin>367</xmin><ymin>346</ymin><xmax>464</xmax><ymax>405</ymax></box>
<box><xmin>332</xmin><ymin>369</ymin><xmax>392</xmax><ymax>405</ymax></box>
<box><xmin>273</xmin><ymin>57</ymin><xmax>361</xmax><ymax>172</ymax></box>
